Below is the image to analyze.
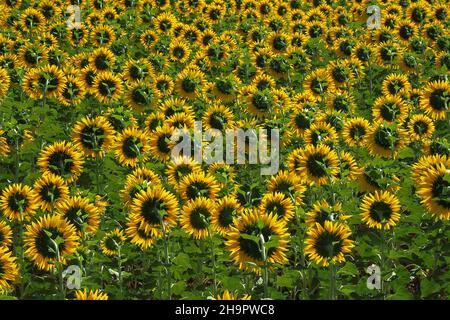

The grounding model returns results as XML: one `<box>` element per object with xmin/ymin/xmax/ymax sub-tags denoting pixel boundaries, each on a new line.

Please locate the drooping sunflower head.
<box><xmin>125</xmin><ymin>80</ymin><xmax>160</xmax><ymax>113</ymax></box>
<box><xmin>74</xmin><ymin>289</ymin><xmax>109</xmax><ymax>300</ymax></box>
<box><xmin>417</xmin><ymin>164</ymin><xmax>450</xmax><ymax>221</ymax></box>
<box><xmin>342</xmin><ymin>117</ymin><xmax>370</xmax><ymax>147</ymax></box>
<box><xmin>304</xmin><ymin>121</ymin><xmax>338</xmax><ymax>147</ymax></box>
<box><xmin>296</xmin><ymin>144</ymin><xmax>340</xmax><ymax>186</ymax></box>
<box><xmin>166</xmin><ymin>156</ymin><xmax>201</xmax><ymax>188</ymax></box>
<box><xmin>304</xmin><ymin>220</ymin><xmax>354</xmax><ymax>267</ymax></box>
<box><xmin>72</xmin><ymin>116</ymin><xmax>115</xmax><ymax>158</ymax></box>
<box><xmin>0</xmin><ymin>220</ymin><xmax>13</xmax><ymax>248</ymax></box>
<box><xmin>259</xmin><ymin>192</ymin><xmax>295</xmax><ymax>223</ymax></box>
<box><xmin>407</xmin><ymin>114</ymin><xmax>435</xmax><ymax>141</ymax></box>
<box><xmin>211</xmin><ymin>196</ymin><xmax>242</xmax><ymax>236</ymax></box>
<box><xmin>305</xmin><ymin>199</ymin><xmax>349</xmax><ymax>227</ymax></box>
<box><xmin>100</xmin><ymin>229</ymin><xmax>126</xmax><ymax>257</ymax></box>
<box><xmin>304</xmin><ymin>68</ymin><xmax>335</xmax><ymax>99</ymax></box>
<box><xmin>33</xmin><ymin>173</ymin><xmax>69</xmax><ymax>212</ymax></box>
<box><xmin>114</xmin><ymin>126</ymin><xmax>150</xmax><ymax>167</ymax></box>
<box><xmin>267</xmin><ymin>170</ymin><xmax>305</xmax><ymax>204</ymax></box>
<box><xmin>0</xmin><ymin>184</ymin><xmax>38</xmax><ymax>221</ymax></box>
<box><xmin>37</xmin><ymin>141</ymin><xmax>84</xmax><ymax>183</ymax></box>
<box><xmin>372</xmin><ymin>95</ymin><xmax>409</xmax><ymax>124</ymax></box>
<box><xmin>367</xmin><ymin>121</ymin><xmax>408</xmax><ymax>158</ymax></box>
<box><xmin>225</xmin><ymin>209</ymin><xmax>289</xmax><ymax>274</ymax></box>
<box><xmin>149</xmin><ymin>125</ymin><xmax>176</xmax><ymax>162</ymax></box>
<box><xmin>24</xmin><ymin>215</ymin><xmax>79</xmax><ymax>271</ymax></box>
<box><xmin>420</xmin><ymin>80</ymin><xmax>449</xmax><ymax>120</ymax></box>
<box><xmin>175</xmin><ymin>66</ymin><xmax>206</xmax><ymax>100</ymax></box>
<box><xmin>381</xmin><ymin>73</ymin><xmax>411</xmax><ymax>97</ymax></box>
<box><xmin>126</xmin><ymin>213</ymin><xmax>159</xmax><ymax>249</ymax></box>
<box><xmin>89</xmin><ymin>47</ymin><xmax>116</xmax><ymax>72</ymax></box>
<box><xmin>130</xmin><ymin>186</ymin><xmax>179</xmax><ymax>233</ymax></box>
<box><xmin>0</xmin><ymin>246</ymin><xmax>19</xmax><ymax>294</ymax></box>
<box><xmin>360</xmin><ymin>191</ymin><xmax>401</xmax><ymax>230</ymax></box>
<box><xmin>56</xmin><ymin>196</ymin><xmax>101</xmax><ymax>235</ymax></box>
<box><xmin>91</xmin><ymin>24</ymin><xmax>116</xmax><ymax>47</ymax></box>
<box><xmin>93</xmin><ymin>71</ymin><xmax>123</xmax><ymax>104</ymax></box>
<box><xmin>179</xmin><ymin>171</ymin><xmax>220</xmax><ymax>201</ymax></box>
<box><xmin>123</xmin><ymin>58</ymin><xmax>154</xmax><ymax>84</ymax></box>
<box><xmin>180</xmin><ymin>197</ymin><xmax>216</xmax><ymax>239</ymax></box>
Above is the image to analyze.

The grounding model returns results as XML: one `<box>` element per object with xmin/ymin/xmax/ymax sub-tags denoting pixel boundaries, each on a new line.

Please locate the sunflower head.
<box><xmin>360</xmin><ymin>191</ymin><xmax>401</xmax><ymax>230</ymax></box>
<box><xmin>304</xmin><ymin>221</ymin><xmax>354</xmax><ymax>267</ymax></box>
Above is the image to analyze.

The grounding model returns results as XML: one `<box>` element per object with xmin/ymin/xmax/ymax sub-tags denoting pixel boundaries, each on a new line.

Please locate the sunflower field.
<box><xmin>0</xmin><ymin>0</ymin><xmax>449</xmax><ymax>301</ymax></box>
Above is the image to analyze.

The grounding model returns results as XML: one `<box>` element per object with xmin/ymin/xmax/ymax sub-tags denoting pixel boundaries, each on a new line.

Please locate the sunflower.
<box><xmin>246</xmin><ymin>87</ymin><xmax>278</xmax><ymax>117</ymax></box>
<box><xmin>72</xmin><ymin>116</ymin><xmax>115</xmax><ymax>158</ymax></box>
<box><xmin>154</xmin><ymin>12</ymin><xmax>177</xmax><ymax>35</ymax></box>
<box><xmin>166</xmin><ymin>112</ymin><xmax>195</xmax><ymax>130</ymax></box>
<box><xmin>406</xmin><ymin>1</ymin><xmax>430</xmax><ymax>25</ymax></box>
<box><xmin>351</xmin><ymin>42</ymin><xmax>374</xmax><ymax>65</ymax></box>
<box><xmin>24</xmin><ymin>215</ymin><xmax>79</xmax><ymax>271</ymax></box>
<box><xmin>375</xmin><ymin>40</ymin><xmax>403</xmax><ymax>67</ymax></box>
<box><xmin>125</xmin><ymin>213</ymin><xmax>158</xmax><ymax>249</ymax></box>
<box><xmin>179</xmin><ymin>172</ymin><xmax>220</xmax><ymax>201</ymax></box>
<box><xmin>366</xmin><ymin>121</ymin><xmax>408</xmax><ymax>158</ymax></box>
<box><xmin>130</xmin><ymin>186</ymin><xmax>179</xmax><ymax>234</ymax></box>
<box><xmin>138</xmin><ymin>31</ymin><xmax>157</xmax><ymax>54</ymax></box>
<box><xmin>288</xmin><ymin>104</ymin><xmax>315</xmax><ymax>136</ymax></box>
<box><xmin>259</xmin><ymin>192</ymin><xmax>295</xmax><ymax>223</ymax></box>
<box><xmin>89</xmin><ymin>47</ymin><xmax>116</xmax><ymax>72</ymax></box>
<box><xmin>144</xmin><ymin>112</ymin><xmax>165</xmax><ymax>134</ymax></box>
<box><xmin>56</xmin><ymin>196</ymin><xmax>101</xmax><ymax>235</ymax></box>
<box><xmin>125</xmin><ymin>80</ymin><xmax>160</xmax><ymax>113</ymax></box>
<box><xmin>306</xmin><ymin>200</ymin><xmax>350</xmax><ymax>227</ymax></box>
<box><xmin>175</xmin><ymin>66</ymin><xmax>206</xmax><ymax>99</ymax></box>
<box><xmin>381</xmin><ymin>74</ymin><xmax>411</xmax><ymax>97</ymax></box>
<box><xmin>411</xmin><ymin>155</ymin><xmax>450</xmax><ymax>186</ymax></box>
<box><xmin>296</xmin><ymin>144</ymin><xmax>340</xmax><ymax>186</ymax></box>
<box><xmin>304</xmin><ymin>221</ymin><xmax>354</xmax><ymax>267</ymax></box>
<box><xmin>121</xmin><ymin>175</ymin><xmax>155</xmax><ymax>206</ymax></box>
<box><xmin>159</xmin><ymin>97</ymin><xmax>194</xmax><ymax>118</ymax></box>
<box><xmin>37</xmin><ymin>141</ymin><xmax>84</xmax><ymax>183</ymax></box>
<box><xmin>327</xmin><ymin>60</ymin><xmax>354</xmax><ymax>88</ymax></box>
<box><xmin>27</xmin><ymin>64</ymin><xmax>65</xmax><ymax>99</ymax></box>
<box><xmin>372</xmin><ymin>95</ymin><xmax>409</xmax><ymax>124</ymax></box>
<box><xmin>417</xmin><ymin>164</ymin><xmax>450</xmax><ymax>221</ymax></box>
<box><xmin>407</xmin><ymin>114</ymin><xmax>435</xmax><ymax>141</ymax></box>
<box><xmin>100</xmin><ymin>229</ymin><xmax>126</xmax><ymax>257</ymax></box>
<box><xmin>152</xmin><ymin>74</ymin><xmax>174</xmax><ymax>96</ymax></box>
<box><xmin>58</xmin><ymin>75</ymin><xmax>86</xmax><ymax>106</ymax></box>
<box><xmin>303</xmin><ymin>68</ymin><xmax>335</xmax><ymax>100</ymax></box>
<box><xmin>342</xmin><ymin>117</ymin><xmax>370</xmax><ymax>147</ymax></box>
<box><xmin>0</xmin><ymin>220</ymin><xmax>12</xmax><ymax>248</ymax></box>
<box><xmin>225</xmin><ymin>209</ymin><xmax>289</xmax><ymax>274</ymax></box>
<box><xmin>303</xmin><ymin>121</ymin><xmax>338</xmax><ymax>146</ymax></box>
<box><xmin>0</xmin><ymin>246</ymin><xmax>19</xmax><ymax>294</ymax></box>
<box><xmin>20</xmin><ymin>8</ymin><xmax>46</xmax><ymax>33</ymax></box>
<box><xmin>267</xmin><ymin>170</ymin><xmax>305</xmax><ymax>204</ymax></box>
<box><xmin>114</xmin><ymin>126</ymin><xmax>149</xmax><ymax>166</ymax></box>
<box><xmin>202</xmin><ymin>104</ymin><xmax>234</xmax><ymax>132</ymax></box>
<box><xmin>91</xmin><ymin>24</ymin><xmax>116</xmax><ymax>47</ymax></box>
<box><xmin>33</xmin><ymin>173</ymin><xmax>69</xmax><ymax>212</ymax></box>
<box><xmin>419</xmin><ymin>80</ymin><xmax>449</xmax><ymax>120</ymax></box>
<box><xmin>74</xmin><ymin>289</ymin><xmax>109</xmax><ymax>300</ymax></box>
<box><xmin>166</xmin><ymin>156</ymin><xmax>201</xmax><ymax>187</ymax></box>
<box><xmin>149</xmin><ymin>125</ymin><xmax>176</xmax><ymax>162</ymax></box>
<box><xmin>211</xmin><ymin>196</ymin><xmax>242</xmax><ymax>236</ymax></box>
<box><xmin>93</xmin><ymin>71</ymin><xmax>123</xmax><ymax>104</ymax></box>
<box><xmin>360</xmin><ymin>191</ymin><xmax>401</xmax><ymax>230</ymax></box>
<box><xmin>0</xmin><ymin>68</ymin><xmax>10</xmax><ymax>98</ymax></box>
<box><xmin>180</xmin><ymin>197</ymin><xmax>215</xmax><ymax>239</ymax></box>
<box><xmin>69</xmin><ymin>24</ymin><xmax>89</xmax><ymax>47</ymax></box>
<box><xmin>122</xmin><ymin>58</ymin><xmax>154</xmax><ymax>84</ymax></box>
<box><xmin>79</xmin><ymin>66</ymin><xmax>97</xmax><ymax>94</ymax></box>
<box><xmin>214</xmin><ymin>290</ymin><xmax>251</xmax><ymax>300</ymax></box>
<box><xmin>211</xmin><ymin>74</ymin><xmax>241</xmax><ymax>102</ymax></box>
<box><xmin>169</xmin><ymin>40</ymin><xmax>191</xmax><ymax>64</ymax></box>
<box><xmin>0</xmin><ymin>184</ymin><xmax>38</xmax><ymax>221</ymax></box>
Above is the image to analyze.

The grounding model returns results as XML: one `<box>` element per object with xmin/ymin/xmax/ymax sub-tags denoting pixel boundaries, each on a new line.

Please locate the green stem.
<box><xmin>118</xmin><ymin>246</ymin><xmax>123</xmax><ymax>299</ymax></box>
<box><xmin>259</xmin><ymin>233</ymin><xmax>269</xmax><ymax>299</ymax></box>
<box><xmin>208</xmin><ymin>228</ymin><xmax>217</xmax><ymax>296</ymax></box>
<box><xmin>329</xmin><ymin>263</ymin><xmax>336</xmax><ymax>300</ymax></box>
<box><xmin>161</xmin><ymin>221</ymin><xmax>172</xmax><ymax>300</ymax></box>
<box><xmin>380</xmin><ymin>228</ymin><xmax>385</xmax><ymax>300</ymax></box>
